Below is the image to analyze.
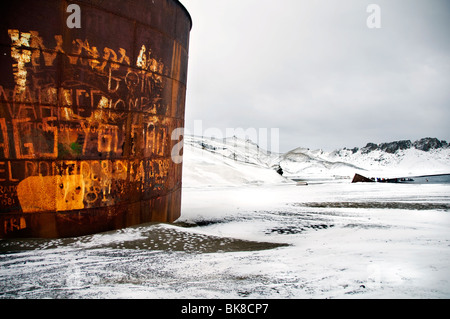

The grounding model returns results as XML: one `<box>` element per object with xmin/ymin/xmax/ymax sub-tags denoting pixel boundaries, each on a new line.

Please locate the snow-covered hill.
<box><xmin>182</xmin><ymin>135</ymin><xmax>289</xmax><ymax>188</ymax></box>
<box><xmin>182</xmin><ymin>135</ymin><xmax>450</xmax><ymax>185</ymax></box>
<box><xmin>278</xmin><ymin>147</ymin><xmax>364</xmax><ymax>180</ymax></box>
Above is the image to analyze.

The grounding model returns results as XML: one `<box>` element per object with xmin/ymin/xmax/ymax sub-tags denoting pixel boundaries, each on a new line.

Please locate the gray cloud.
<box><xmin>180</xmin><ymin>0</ymin><xmax>450</xmax><ymax>152</ymax></box>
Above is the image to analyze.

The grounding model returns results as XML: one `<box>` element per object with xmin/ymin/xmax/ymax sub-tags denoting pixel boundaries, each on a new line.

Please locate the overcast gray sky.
<box><xmin>179</xmin><ymin>0</ymin><xmax>450</xmax><ymax>152</ymax></box>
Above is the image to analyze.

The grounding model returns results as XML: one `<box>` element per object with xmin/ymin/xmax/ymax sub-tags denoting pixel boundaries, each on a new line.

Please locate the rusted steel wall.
<box><xmin>0</xmin><ymin>0</ymin><xmax>191</xmax><ymax>238</ymax></box>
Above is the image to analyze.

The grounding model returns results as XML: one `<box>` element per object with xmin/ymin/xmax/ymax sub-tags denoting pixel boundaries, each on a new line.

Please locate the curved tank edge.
<box><xmin>174</xmin><ymin>0</ymin><xmax>193</xmax><ymax>30</ymax></box>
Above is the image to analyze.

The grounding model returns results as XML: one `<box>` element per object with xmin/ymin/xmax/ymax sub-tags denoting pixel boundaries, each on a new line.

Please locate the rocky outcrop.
<box><xmin>413</xmin><ymin>138</ymin><xmax>448</xmax><ymax>151</ymax></box>
<box><xmin>360</xmin><ymin>143</ymin><xmax>379</xmax><ymax>154</ymax></box>
<box><xmin>379</xmin><ymin>140</ymin><xmax>412</xmax><ymax>154</ymax></box>
<box><xmin>356</xmin><ymin>138</ymin><xmax>448</xmax><ymax>154</ymax></box>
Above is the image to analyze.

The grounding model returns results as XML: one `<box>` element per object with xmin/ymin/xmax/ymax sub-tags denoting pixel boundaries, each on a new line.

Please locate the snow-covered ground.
<box><xmin>179</xmin><ymin>183</ymin><xmax>450</xmax><ymax>298</ymax></box>
<box><xmin>1</xmin><ymin>136</ymin><xmax>449</xmax><ymax>299</ymax></box>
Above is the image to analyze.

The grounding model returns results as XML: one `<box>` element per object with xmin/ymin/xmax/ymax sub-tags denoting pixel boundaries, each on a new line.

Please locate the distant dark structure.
<box><xmin>276</xmin><ymin>165</ymin><xmax>284</xmax><ymax>176</ymax></box>
<box><xmin>352</xmin><ymin>173</ymin><xmax>450</xmax><ymax>184</ymax></box>
<box><xmin>351</xmin><ymin>174</ymin><xmax>374</xmax><ymax>183</ymax></box>
<box><xmin>351</xmin><ymin>173</ymin><xmax>405</xmax><ymax>183</ymax></box>
<box><xmin>0</xmin><ymin>0</ymin><xmax>191</xmax><ymax>238</ymax></box>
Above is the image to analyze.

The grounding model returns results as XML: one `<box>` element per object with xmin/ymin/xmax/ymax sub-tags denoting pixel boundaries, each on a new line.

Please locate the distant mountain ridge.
<box><xmin>182</xmin><ymin>135</ymin><xmax>450</xmax><ymax>184</ymax></box>
<box><xmin>352</xmin><ymin>137</ymin><xmax>449</xmax><ymax>154</ymax></box>
<box><xmin>282</xmin><ymin>137</ymin><xmax>450</xmax><ymax>178</ymax></box>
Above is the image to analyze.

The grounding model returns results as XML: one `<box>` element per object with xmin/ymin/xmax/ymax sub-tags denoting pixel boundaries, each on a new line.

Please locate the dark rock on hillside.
<box><xmin>360</xmin><ymin>143</ymin><xmax>379</xmax><ymax>154</ymax></box>
<box><xmin>413</xmin><ymin>138</ymin><xmax>448</xmax><ymax>151</ymax></box>
<box><xmin>379</xmin><ymin>140</ymin><xmax>412</xmax><ymax>154</ymax></box>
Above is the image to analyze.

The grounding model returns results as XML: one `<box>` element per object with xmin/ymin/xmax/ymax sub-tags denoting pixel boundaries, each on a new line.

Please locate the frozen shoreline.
<box><xmin>1</xmin><ymin>181</ymin><xmax>449</xmax><ymax>299</ymax></box>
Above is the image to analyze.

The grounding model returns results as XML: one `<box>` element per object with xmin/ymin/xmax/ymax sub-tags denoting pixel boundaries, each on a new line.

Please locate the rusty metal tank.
<box><xmin>0</xmin><ymin>0</ymin><xmax>191</xmax><ymax>238</ymax></box>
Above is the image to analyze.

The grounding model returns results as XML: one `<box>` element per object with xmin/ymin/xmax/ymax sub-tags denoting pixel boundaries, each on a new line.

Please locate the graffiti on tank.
<box><xmin>0</xmin><ymin>29</ymin><xmax>183</xmax><ymax>219</ymax></box>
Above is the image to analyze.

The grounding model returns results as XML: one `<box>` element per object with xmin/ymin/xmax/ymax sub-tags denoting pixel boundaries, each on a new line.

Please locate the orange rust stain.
<box><xmin>17</xmin><ymin>175</ymin><xmax>85</xmax><ymax>212</ymax></box>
